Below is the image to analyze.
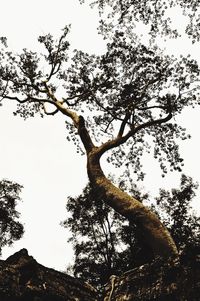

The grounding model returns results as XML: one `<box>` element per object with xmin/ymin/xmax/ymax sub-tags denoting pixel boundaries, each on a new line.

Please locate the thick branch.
<box><xmin>97</xmin><ymin>111</ymin><xmax>172</xmax><ymax>156</ymax></box>
<box><xmin>43</xmin><ymin>89</ymin><xmax>95</xmax><ymax>152</ymax></box>
<box><xmin>4</xmin><ymin>94</ymin><xmax>56</xmax><ymax>106</ymax></box>
<box><xmin>77</xmin><ymin>116</ymin><xmax>96</xmax><ymax>153</ymax></box>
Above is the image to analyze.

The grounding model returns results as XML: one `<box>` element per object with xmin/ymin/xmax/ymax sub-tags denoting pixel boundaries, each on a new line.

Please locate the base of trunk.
<box><xmin>103</xmin><ymin>248</ymin><xmax>200</xmax><ymax>300</ymax></box>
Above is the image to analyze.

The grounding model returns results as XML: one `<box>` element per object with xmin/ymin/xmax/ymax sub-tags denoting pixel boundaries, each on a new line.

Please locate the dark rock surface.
<box><xmin>1</xmin><ymin>248</ymin><xmax>200</xmax><ymax>301</ymax></box>
<box><xmin>103</xmin><ymin>254</ymin><xmax>200</xmax><ymax>301</ymax></box>
<box><xmin>0</xmin><ymin>248</ymin><xmax>97</xmax><ymax>301</ymax></box>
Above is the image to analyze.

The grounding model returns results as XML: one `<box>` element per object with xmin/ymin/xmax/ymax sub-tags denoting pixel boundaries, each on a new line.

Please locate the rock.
<box><xmin>103</xmin><ymin>256</ymin><xmax>200</xmax><ymax>301</ymax></box>
<box><xmin>1</xmin><ymin>249</ymin><xmax>200</xmax><ymax>300</ymax></box>
<box><xmin>0</xmin><ymin>249</ymin><xmax>97</xmax><ymax>301</ymax></box>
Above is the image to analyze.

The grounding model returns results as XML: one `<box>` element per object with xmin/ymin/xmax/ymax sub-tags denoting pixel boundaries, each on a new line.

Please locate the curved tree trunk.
<box><xmin>87</xmin><ymin>149</ymin><xmax>178</xmax><ymax>259</ymax></box>
<box><xmin>57</xmin><ymin>107</ymin><xmax>178</xmax><ymax>260</ymax></box>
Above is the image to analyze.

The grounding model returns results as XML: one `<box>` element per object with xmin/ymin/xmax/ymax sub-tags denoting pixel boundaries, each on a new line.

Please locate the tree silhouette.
<box><xmin>0</xmin><ymin>2</ymin><xmax>200</xmax><ymax>260</ymax></box>
<box><xmin>155</xmin><ymin>174</ymin><xmax>200</xmax><ymax>250</ymax></box>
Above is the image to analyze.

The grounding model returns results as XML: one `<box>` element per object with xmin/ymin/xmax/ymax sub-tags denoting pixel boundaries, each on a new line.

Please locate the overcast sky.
<box><xmin>0</xmin><ymin>1</ymin><xmax>200</xmax><ymax>271</ymax></box>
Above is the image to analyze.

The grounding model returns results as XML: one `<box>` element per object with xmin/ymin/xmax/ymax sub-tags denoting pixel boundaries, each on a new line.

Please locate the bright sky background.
<box><xmin>0</xmin><ymin>1</ymin><xmax>200</xmax><ymax>271</ymax></box>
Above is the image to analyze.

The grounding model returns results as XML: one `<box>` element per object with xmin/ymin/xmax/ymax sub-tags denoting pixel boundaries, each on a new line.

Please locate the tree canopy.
<box><xmin>0</xmin><ymin>179</ymin><xmax>24</xmax><ymax>255</ymax></box>
<box><xmin>81</xmin><ymin>0</ymin><xmax>200</xmax><ymax>42</ymax></box>
<box><xmin>0</xmin><ymin>31</ymin><xmax>199</xmax><ymax>179</ymax></box>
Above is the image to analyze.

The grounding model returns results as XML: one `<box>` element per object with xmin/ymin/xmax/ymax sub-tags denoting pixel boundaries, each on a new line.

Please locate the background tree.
<box><xmin>0</xmin><ymin>1</ymin><xmax>200</xmax><ymax>260</ymax></box>
<box><xmin>62</xmin><ymin>180</ymin><xmax>149</xmax><ymax>289</ymax></box>
<box><xmin>62</xmin><ymin>184</ymin><xmax>122</xmax><ymax>288</ymax></box>
<box><xmin>155</xmin><ymin>174</ymin><xmax>200</xmax><ymax>251</ymax></box>
<box><xmin>0</xmin><ymin>179</ymin><xmax>24</xmax><ymax>255</ymax></box>
<box><xmin>63</xmin><ymin>174</ymin><xmax>200</xmax><ymax>289</ymax></box>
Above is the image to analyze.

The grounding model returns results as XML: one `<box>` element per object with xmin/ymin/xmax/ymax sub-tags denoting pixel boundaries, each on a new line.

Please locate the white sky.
<box><xmin>0</xmin><ymin>1</ymin><xmax>200</xmax><ymax>271</ymax></box>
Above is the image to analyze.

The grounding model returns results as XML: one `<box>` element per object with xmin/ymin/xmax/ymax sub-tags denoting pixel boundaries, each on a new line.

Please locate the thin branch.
<box><xmin>105</xmin><ymin>213</ymin><xmax>116</xmax><ymax>256</ymax></box>
<box><xmin>119</xmin><ymin>3</ymin><xmax>132</xmax><ymax>22</ymax></box>
<box><xmin>0</xmin><ymin>80</ymin><xmax>9</xmax><ymax>101</ymax></box>
<box><xmin>136</xmin><ymin>104</ymin><xmax>166</xmax><ymax>111</ymax></box>
<box><xmin>4</xmin><ymin>94</ymin><xmax>56</xmax><ymax>106</ymax></box>
<box><xmin>46</xmin><ymin>31</ymin><xmax>67</xmax><ymax>81</ymax></box>
<box><xmin>92</xmin><ymin>93</ymin><xmax>124</xmax><ymax>122</ymax></box>
<box><xmin>137</xmin><ymin>73</ymin><xmax>163</xmax><ymax>102</ymax></box>
<box><xmin>179</xmin><ymin>85</ymin><xmax>200</xmax><ymax>96</ymax></box>
<box><xmin>42</xmin><ymin>103</ymin><xmax>59</xmax><ymax>116</ymax></box>
<box><xmin>91</xmin><ymin>223</ymin><xmax>108</xmax><ymax>264</ymax></box>
<box><xmin>117</xmin><ymin>112</ymin><xmax>131</xmax><ymax>137</ymax></box>
<box><xmin>43</xmin><ymin>81</ymin><xmax>58</xmax><ymax>102</ymax></box>
<box><xmin>62</xmin><ymin>91</ymin><xmax>89</xmax><ymax>106</ymax></box>
<box><xmin>5</xmin><ymin>77</ymin><xmax>47</xmax><ymax>94</ymax></box>
<box><xmin>102</xmin><ymin>117</ymin><xmax>115</xmax><ymax>134</ymax></box>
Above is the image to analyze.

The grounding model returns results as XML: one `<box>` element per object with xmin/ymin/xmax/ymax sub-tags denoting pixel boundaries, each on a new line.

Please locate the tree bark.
<box><xmin>87</xmin><ymin>149</ymin><xmax>178</xmax><ymax>259</ymax></box>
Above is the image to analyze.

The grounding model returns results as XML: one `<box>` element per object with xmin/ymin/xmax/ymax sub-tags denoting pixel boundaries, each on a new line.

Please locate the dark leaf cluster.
<box><xmin>81</xmin><ymin>0</ymin><xmax>200</xmax><ymax>41</ymax></box>
<box><xmin>62</xmin><ymin>181</ymin><xmax>152</xmax><ymax>289</ymax></box>
<box><xmin>0</xmin><ymin>179</ymin><xmax>24</xmax><ymax>255</ymax></box>
<box><xmin>155</xmin><ymin>174</ymin><xmax>200</xmax><ymax>250</ymax></box>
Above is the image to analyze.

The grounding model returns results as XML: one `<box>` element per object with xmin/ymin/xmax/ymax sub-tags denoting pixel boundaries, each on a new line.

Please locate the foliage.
<box><xmin>62</xmin><ymin>184</ymin><xmax>124</xmax><ymax>288</ymax></box>
<box><xmin>62</xmin><ymin>180</ymin><xmax>150</xmax><ymax>288</ymax></box>
<box><xmin>81</xmin><ymin>0</ymin><xmax>200</xmax><ymax>42</ymax></box>
<box><xmin>155</xmin><ymin>174</ymin><xmax>200</xmax><ymax>250</ymax></box>
<box><xmin>64</xmin><ymin>38</ymin><xmax>200</xmax><ymax>179</ymax></box>
<box><xmin>0</xmin><ymin>29</ymin><xmax>199</xmax><ymax>180</ymax></box>
<box><xmin>0</xmin><ymin>179</ymin><xmax>24</xmax><ymax>255</ymax></box>
<box><xmin>63</xmin><ymin>175</ymin><xmax>200</xmax><ymax>288</ymax></box>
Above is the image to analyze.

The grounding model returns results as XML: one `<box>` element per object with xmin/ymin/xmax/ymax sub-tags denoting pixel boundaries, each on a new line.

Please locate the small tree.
<box><xmin>155</xmin><ymin>174</ymin><xmax>200</xmax><ymax>251</ymax></box>
<box><xmin>63</xmin><ymin>184</ymin><xmax>122</xmax><ymax>288</ymax></box>
<box><xmin>0</xmin><ymin>179</ymin><xmax>24</xmax><ymax>255</ymax></box>
<box><xmin>0</xmin><ymin>2</ymin><xmax>200</xmax><ymax>260</ymax></box>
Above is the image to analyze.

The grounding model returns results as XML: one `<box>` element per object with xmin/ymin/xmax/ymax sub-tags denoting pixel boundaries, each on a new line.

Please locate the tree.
<box><xmin>155</xmin><ymin>174</ymin><xmax>200</xmax><ymax>251</ymax></box>
<box><xmin>62</xmin><ymin>184</ymin><xmax>122</xmax><ymax>288</ymax></box>
<box><xmin>63</xmin><ymin>175</ymin><xmax>200</xmax><ymax>288</ymax></box>
<box><xmin>0</xmin><ymin>179</ymin><xmax>24</xmax><ymax>255</ymax></box>
<box><xmin>0</xmin><ymin>2</ymin><xmax>200</xmax><ymax>260</ymax></box>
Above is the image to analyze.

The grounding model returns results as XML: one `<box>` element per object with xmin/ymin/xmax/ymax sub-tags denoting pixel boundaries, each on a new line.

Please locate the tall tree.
<box><xmin>0</xmin><ymin>2</ymin><xmax>199</xmax><ymax>259</ymax></box>
<box><xmin>0</xmin><ymin>179</ymin><xmax>24</xmax><ymax>255</ymax></box>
